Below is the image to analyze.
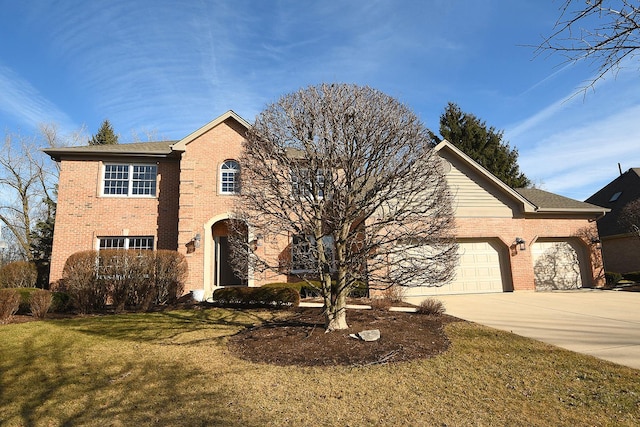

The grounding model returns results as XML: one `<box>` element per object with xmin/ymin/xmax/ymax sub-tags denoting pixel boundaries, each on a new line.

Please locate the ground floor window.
<box><xmin>291</xmin><ymin>234</ymin><xmax>334</xmax><ymax>273</ymax></box>
<box><xmin>98</xmin><ymin>236</ymin><xmax>154</xmax><ymax>252</ymax></box>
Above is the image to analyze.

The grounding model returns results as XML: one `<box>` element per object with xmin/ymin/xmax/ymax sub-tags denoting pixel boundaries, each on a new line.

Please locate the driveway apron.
<box><xmin>406</xmin><ymin>290</ymin><xmax>640</xmax><ymax>370</ymax></box>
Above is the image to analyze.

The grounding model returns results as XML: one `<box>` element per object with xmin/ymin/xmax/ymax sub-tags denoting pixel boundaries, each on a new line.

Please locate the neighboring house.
<box><xmin>585</xmin><ymin>168</ymin><xmax>640</xmax><ymax>274</ymax></box>
<box><xmin>44</xmin><ymin>111</ymin><xmax>608</xmax><ymax>298</ymax></box>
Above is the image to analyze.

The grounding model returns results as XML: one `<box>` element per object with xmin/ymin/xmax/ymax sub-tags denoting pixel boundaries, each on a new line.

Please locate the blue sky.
<box><xmin>1</xmin><ymin>0</ymin><xmax>639</xmax><ymax>201</ymax></box>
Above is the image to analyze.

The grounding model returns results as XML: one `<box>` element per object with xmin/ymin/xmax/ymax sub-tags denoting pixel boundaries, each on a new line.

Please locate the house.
<box><xmin>585</xmin><ymin>168</ymin><xmax>640</xmax><ymax>274</ymax></box>
<box><xmin>44</xmin><ymin>111</ymin><xmax>608</xmax><ymax>298</ymax></box>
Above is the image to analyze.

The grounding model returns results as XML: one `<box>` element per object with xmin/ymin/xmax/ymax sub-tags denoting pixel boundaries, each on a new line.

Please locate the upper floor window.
<box><xmin>103</xmin><ymin>164</ymin><xmax>157</xmax><ymax>197</ymax></box>
<box><xmin>291</xmin><ymin>168</ymin><xmax>326</xmax><ymax>199</ymax></box>
<box><xmin>220</xmin><ymin>160</ymin><xmax>240</xmax><ymax>194</ymax></box>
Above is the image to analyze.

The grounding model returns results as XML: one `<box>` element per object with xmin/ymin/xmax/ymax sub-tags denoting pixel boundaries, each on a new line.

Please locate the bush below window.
<box><xmin>60</xmin><ymin>249</ymin><xmax>188</xmax><ymax>314</ymax></box>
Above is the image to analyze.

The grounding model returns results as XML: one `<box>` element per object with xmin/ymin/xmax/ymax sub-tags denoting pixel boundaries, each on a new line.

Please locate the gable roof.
<box><xmin>585</xmin><ymin>168</ymin><xmax>640</xmax><ymax>236</ymax></box>
<box><xmin>435</xmin><ymin>140</ymin><xmax>608</xmax><ymax>216</ymax></box>
<box><xmin>171</xmin><ymin>110</ymin><xmax>250</xmax><ymax>151</ymax></box>
<box><xmin>44</xmin><ymin>111</ymin><xmax>250</xmax><ymax>162</ymax></box>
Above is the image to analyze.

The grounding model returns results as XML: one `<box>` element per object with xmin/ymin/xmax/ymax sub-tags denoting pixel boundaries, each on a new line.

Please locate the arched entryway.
<box><xmin>211</xmin><ymin>219</ymin><xmax>247</xmax><ymax>287</ymax></box>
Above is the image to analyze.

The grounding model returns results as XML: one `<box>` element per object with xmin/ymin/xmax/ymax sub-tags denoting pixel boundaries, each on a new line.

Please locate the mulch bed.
<box><xmin>228</xmin><ymin>306</ymin><xmax>459</xmax><ymax>367</ymax></box>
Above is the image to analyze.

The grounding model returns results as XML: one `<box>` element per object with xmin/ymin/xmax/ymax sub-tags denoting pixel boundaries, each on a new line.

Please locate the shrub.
<box><xmin>0</xmin><ymin>261</ymin><xmax>37</xmax><ymax>288</ymax></box>
<box><xmin>50</xmin><ymin>291</ymin><xmax>71</xmax><ymax>313</ymax></box>
<box><xmin>98</xmin><ymin>250</ymin><xmax>155</xmax><ymax>312</ymax></box>
<box><xmin>622</xmin><ymin>271</ymin><xmax>640</xmax><ymax>283</ymax></box>
<box><xmin>154</xmin><ymin>250</ymin><xmax>188</xmax><ymax>306</ymax></box>
<box><xmin>605</xmin><ymin>271</ymin><xmax>623</xmax><ymax>286</ymax></box>
<box><xmin>0</xmin><ymin>288</ymin><xmax>20</xmax><ymax>322</ymax></box>
<box><xmin>369</xmin><ymin>297</ymin><xmax>393</xmax><ymax>311</ymax></box>
<box><xmin>265</xmin><ymin>280</ymin><xmax>368</xmax><ymax>298</ymax></box>
<box><xmin>61</xmin><ymin>249</ymin><xmax>189</xmax><ymax>314</ymax></box>
<box><xmin>212</xmin><ymin>286</ymin><xmax>300</xmax><ymax>308</ymax></box>
<box><xmin>15</xmin><ymin>288</ymin><xmax>39</xmax><ymax>314</ymax></box>
<box><xmin>417</xmin><ymin>298</ymin><xmax>446</xmax><ymax>316</ymax></box>
<box><xmin>348</xmin><ymin>281</ymin><xmax>369</xmax><ymax>298</ymax></box>
<box><xmin>61</xmin><ymin>250</ymin><xmax>107</xmax><ymax>314</ymax></box>
<box><xmin>29</xmin><ymin>289</ymin><xmax>52</xmax><ymax>319</ymax></box>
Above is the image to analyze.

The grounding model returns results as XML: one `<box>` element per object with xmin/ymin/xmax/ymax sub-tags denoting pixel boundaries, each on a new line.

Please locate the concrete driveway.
<box><xmin>406</xmin><ymin>290</ymin><xmax>640</xmax><ymax>370</ymax></box>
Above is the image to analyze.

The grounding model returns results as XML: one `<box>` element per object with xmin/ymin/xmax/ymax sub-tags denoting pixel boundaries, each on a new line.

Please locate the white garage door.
<box><xmin>403</xmin><ymin>240</ymin><xmax>505</xmax><ymax>297</ymax></box>
<box><xmin>531</xmin><ymin>240</ymin><xmax>583</xmax><ymax>290</ymax></box>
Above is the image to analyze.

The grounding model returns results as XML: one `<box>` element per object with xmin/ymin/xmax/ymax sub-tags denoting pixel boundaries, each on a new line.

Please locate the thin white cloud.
<box><xmin>0</xmin><ymin>65</ymin><xmax>75</xmax><ymax>132</ymax></box>
<box><xmin>517</xmin><ymin>104</ymin><xmax>640</xmax><ymax>200</ymax></box>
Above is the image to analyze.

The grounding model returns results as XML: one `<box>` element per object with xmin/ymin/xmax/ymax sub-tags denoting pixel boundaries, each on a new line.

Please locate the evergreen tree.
<box><xmin>89</xmin><ymin>119</ymin><xmax>118</xmax><ymax>145</ymax></box>
<box><xmin>29</xmin><ymin>197</ymin><xmax>55</xmax><ymax>288</ymax></box>
<box><xmin>432</xmin><ymin>102</ymin><xmax>530</xmax><ymax>188</ymax></box>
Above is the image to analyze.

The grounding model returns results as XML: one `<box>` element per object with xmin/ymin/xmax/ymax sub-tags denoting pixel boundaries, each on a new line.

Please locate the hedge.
<box><xmin>212</xmin><ymin>286</ymin><xmax>300</xmax><ymax>308</ymax></box>
<box><xmin>264</xmin><ymin>280</ymin><xmax>368</xmax><ymax>298</ymax></box>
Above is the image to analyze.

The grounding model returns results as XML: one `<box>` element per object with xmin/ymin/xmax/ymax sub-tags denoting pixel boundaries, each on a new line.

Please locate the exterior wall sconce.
<box><xmin>515</xmin><ymin>237</ymin><xmax>526</xmax><ymax>251</ymax></box>
<box><xmin>193</xmin><ymin>233</ymin><xmax>201</xmax><ymax>248</ymax></box>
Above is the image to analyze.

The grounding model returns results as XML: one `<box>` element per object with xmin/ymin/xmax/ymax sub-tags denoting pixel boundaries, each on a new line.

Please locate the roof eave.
<box><xmin>43</xmin><ymin>149</ymin><xmax>177</xmax><ymax>162</ymax></box>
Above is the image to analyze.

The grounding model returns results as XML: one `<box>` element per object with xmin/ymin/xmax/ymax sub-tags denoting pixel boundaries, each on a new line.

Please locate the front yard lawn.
<box><xmin>1</xmin><ymin>307</ymin><xmax>638</xmax><ymax>426</ymax></box>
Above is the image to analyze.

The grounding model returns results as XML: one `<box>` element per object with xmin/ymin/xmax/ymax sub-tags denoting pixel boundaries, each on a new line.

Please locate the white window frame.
<box><xmin>98</xmin><ymin>236</ymin><xmax>155</xmax><ymax>252</ymax></box>
<box><xmin>291</xmin><ymin>234</ymin><xmax>335</xmax><ymax>273</ymax></box>
<box><xmin>220</xmin><ymin>160</ymin><xmax>240</xmax><ymax>194</ymax></box>
<box><xmin>102</xmin><ymin>163</ymin><xmax>157</xmax><ymax>197</ymax></box>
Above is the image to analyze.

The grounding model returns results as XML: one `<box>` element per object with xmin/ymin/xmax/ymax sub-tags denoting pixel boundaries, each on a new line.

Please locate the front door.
<box><xmin>212</xmin><ymin>220</ymin><xmax>247</xmax><ymax>286</ymax></box>
<box><xmin>217</xmin><ymin>236</ymin><xmax>244</xmax><ymax>285</ymax></box>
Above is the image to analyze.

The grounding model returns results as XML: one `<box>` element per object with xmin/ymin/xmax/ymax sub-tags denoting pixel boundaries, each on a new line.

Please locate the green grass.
<box><xmin>1</xmin><ymin>309</ymin><xmax>639</xmax><ymax>426</ymax></box>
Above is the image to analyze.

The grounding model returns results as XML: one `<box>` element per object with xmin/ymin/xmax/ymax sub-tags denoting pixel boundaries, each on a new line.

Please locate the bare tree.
<box><xmin>537</xmin><ymin>1</ymin><xmax>640</xmax><ymax>89</ymax></box>
<box><xmin>231</xmin><ymin>83</ymin><xmax>457</xmax><ymax>331</ymax></box>
<box><xmin>619</xmin><ymin>199</ymin><xmax>640</xmax><ymax>236</ymax></box>
<box><xmin>0</xmin><ymin>124</ymin><xmax>83</xmax><ymax>263</ymax></box>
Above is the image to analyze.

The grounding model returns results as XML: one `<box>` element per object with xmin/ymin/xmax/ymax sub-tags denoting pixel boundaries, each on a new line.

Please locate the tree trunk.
<box><xmin>325</xmin><ymin>289</ymin><xmax>349</xmax><ymax>331</ymax></box>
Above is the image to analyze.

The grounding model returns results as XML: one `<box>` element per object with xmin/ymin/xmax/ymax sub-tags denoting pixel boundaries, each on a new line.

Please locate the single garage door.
<box><xmin>403</xmin><ymin>240</ymin><xmax>506</xmax><ymax>297</ymax></box>
<box><xmin>531</xmin><ymin>240</ymin><xmax>584</xmax><ymax>290</ymax></box>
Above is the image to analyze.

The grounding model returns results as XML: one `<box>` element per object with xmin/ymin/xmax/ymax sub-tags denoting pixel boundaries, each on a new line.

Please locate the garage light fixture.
<box><xmin>515</xmin><ymin>237</ymin><xmax>526</xmax><ymax>251</ymax></box>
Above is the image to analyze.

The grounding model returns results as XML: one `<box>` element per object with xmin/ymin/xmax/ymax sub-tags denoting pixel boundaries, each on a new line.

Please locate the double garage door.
<box><xmin>402</xmin><ymin>238</ymin><xmax>586</xmax><ymax>297</ymax></box>
<box><xmin>403</xmin><ymin>240</ymin><xmax>506</xmax><ymax>297</ymax></box>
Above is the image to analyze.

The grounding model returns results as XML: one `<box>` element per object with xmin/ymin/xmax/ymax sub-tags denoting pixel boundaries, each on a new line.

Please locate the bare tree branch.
<box><xmin>536</xmin><ymin>0</ymin><xmax>640</xmax><ymax>91</ymax></box>
<box><xmin>230</xmin><ymin>84</ymin><xmax>458</xmax><ymax>331</ymax></box>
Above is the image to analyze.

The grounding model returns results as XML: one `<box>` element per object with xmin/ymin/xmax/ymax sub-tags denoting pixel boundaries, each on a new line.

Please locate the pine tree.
<box><xmin>89</xmin><ymin>120</ymin><xmax>118</xmax><ymax>145</ymax></box>
<box><xmin>29</xmin><ymin>197</ymin><xmax>56</xmax><ymax>288</ymax></box>
<box><xmin>432</xmin><ymin>102</ymin><xmax>530</xmax><ymax>188</ymax></box>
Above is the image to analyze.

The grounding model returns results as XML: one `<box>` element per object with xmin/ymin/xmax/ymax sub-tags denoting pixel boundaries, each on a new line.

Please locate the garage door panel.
<box><xmin>404</xmin><ymin>240</ymin><xmax>505</xmax><ymax>297</ymax></box>
<box><xmin>532</xmin><ymin>240</ymin><xmax>583</xmax><ymax>291</ymax></box>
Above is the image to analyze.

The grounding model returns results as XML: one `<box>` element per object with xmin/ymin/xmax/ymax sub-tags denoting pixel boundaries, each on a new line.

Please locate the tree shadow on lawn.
<box><xmin>58</xmin><ymin>307</ymin><xmax>280</xmax><ymax>344</ymax></box>
<box><xmin>0</xmin><ymin>314</ymin><xmax>272</xmax><ymax>426</ymax></box>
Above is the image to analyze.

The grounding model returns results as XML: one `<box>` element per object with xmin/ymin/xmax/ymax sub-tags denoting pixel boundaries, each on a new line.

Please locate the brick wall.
<box><xmin>177</xmin><ymin>118</ymin><xmax>246</xmax><ymax>292</ymax></box>
<box><xmin>49</xmin><ymin>158</ymin><xmax>180</xmax><ymax>286</ymax></box>
<box><xmin>601</xmin><ymin>234</ymin><xmax>640</xmax><ymax>273</ymax></box>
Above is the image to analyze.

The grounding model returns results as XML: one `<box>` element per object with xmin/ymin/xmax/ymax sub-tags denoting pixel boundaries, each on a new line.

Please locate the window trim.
<box><xmin>101</xmin><ymin>163</ymin><xmax>158</xmax><ymax>198</ymax></box>
<box><xmin>97</xmin><ymin>236</ymin><xmax>155</xmax><ymax>252</ymax></box>
<box><xmin>291</xmin><ymin>234</ymin><xmax>335</xmax><ymax>274</ymax></box>
<box><xmin>219</xmin><ymin>159</ymin><xmax>240</xmax><ymax>195</ymax></box>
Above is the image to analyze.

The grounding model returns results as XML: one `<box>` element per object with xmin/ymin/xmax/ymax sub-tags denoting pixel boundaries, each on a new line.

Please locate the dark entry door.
<box><xmin>218</xmin><ymin>236</ymin><xmax>244</xmax><ymax>285</ymax></box>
